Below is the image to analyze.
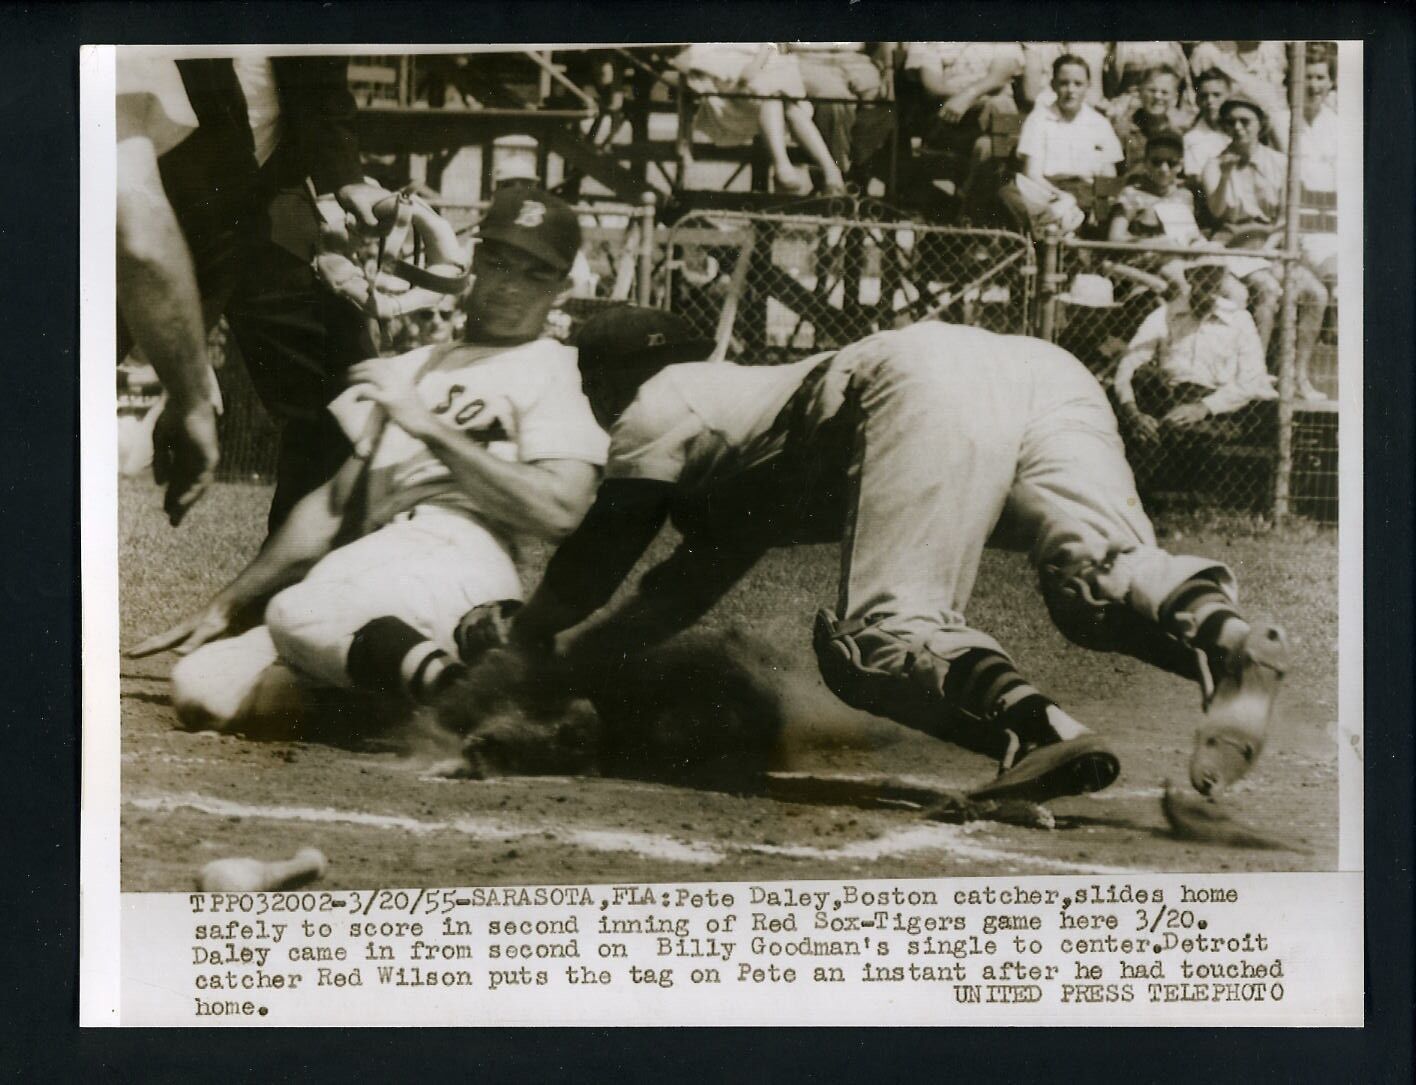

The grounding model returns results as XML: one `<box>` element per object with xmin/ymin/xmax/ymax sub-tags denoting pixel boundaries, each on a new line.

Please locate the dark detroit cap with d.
<box><xmin>476</xmin><ymin>187</ymin><xmax>581</xmax><ymax>273</ymax></box>
<box><xmin>575</xmin><ymin>305</ymin><xmax>716</xmax><ymax>371</ymax></box>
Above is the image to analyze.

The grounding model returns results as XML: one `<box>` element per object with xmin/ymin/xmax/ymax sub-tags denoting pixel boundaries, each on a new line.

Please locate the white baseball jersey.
<box><xmin>171</xmin><ymin>336</ymin><xmax>608</xmax><ymax>725</ymax></box>
<box><xmin>329</xmin><ymin>337</ymin><xmax>609</xmax><ymax>530</ymax></box>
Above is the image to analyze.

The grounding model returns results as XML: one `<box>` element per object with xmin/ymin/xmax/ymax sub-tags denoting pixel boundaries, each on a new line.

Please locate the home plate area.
<box><xmin>119</xmin><ymin>480</ymin><xmax>1338</xmax><ymax>891</ymax></box>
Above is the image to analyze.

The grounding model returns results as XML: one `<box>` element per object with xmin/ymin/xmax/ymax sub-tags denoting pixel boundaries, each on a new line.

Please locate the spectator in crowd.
<box><xmin>1107</xmin><ymin>131</ymin><xmax>1204</xmax><ymax>295</ymax></box>
<box><xmin>672</xmin><ymin>43</ymin><xmax>846</xmax><ymax>196</ymax></box>
<box><xmin>1184</xmin><ymin>68</ymin><xmax>1235</xmax><ymax>178</ymax></box>
<box><xmin>1188</xmin><ymin>41</ymin><xmax>1289</xmax><ymax>148</ymax></box>
<box><xmin>1297</xmin><ymin>49</ymin><xmax>1339</xmax><ymax>199</ymax></box>
<box><xmin>1018</xmin><ymin>41</ymin><xmax>1107</xmax><ymax>111</ymax></box>
<box><xmin>137</xmin><ymin>55</ymin><xmax>400</xmax><ymax>532</ymax></box>
<box><xmin>1200</xmin><ymin>96</ymin><xmax>1327</xmax><ymax>396</ymax></box>
<box><xmin>902</xmin><ymin>41</ymin><xmax>1024</xmax><ymax>204</ymax></box>
<box><xmin>1003</xmin><ymin>53</ymin><xmax>1122</xmax><ymax>233</ymax></box>
<box><xmin>1112</xmin><ymin>66</ymin><xmax>1196</xmax><ymax>176</ymax></box>
<box><xmin>116</xmin><ymin>53</ymin><xmax>220</xmax><ymax>526</ymax></box>
<box><xmin>1106</xmin><ymin>41</ymin><xmax>1192</xmax><ymax>118</ymax></box>
<box><xmin>1112</xmin><ymin>262</ymin><xmax>1275</xmax><ymax>470</ymax></box>
<box><xmin>783</xmin><ymin>43</ymin><xmax>892</xmax><ymax>180</ymax></box>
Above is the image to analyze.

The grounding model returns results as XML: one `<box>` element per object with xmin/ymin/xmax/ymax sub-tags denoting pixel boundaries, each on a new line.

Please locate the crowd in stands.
<box><xmin>663</xmin><ymin>43</ymin><xmax>1338</xmax><ymax>406</ymax></box>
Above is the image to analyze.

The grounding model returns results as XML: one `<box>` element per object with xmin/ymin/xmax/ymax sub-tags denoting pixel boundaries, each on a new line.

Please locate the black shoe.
<box><xmin>967</xmin><ymin>732</ymin><xmax>1120</xmax><ymax>804</ymax></box>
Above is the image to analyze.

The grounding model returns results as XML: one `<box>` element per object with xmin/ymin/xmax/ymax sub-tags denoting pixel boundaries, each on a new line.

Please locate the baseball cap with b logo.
<box><xmin>476</xmin><ymin>187</ymin><xmax>581</xmax><ymax>273</ymax></box>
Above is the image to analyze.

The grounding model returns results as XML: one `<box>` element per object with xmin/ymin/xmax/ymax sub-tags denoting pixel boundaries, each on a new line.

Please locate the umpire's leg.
<box><xmin>222</xmin><ymin>201</ymin><xmax>367</xmax><ymax>531</ymax></box>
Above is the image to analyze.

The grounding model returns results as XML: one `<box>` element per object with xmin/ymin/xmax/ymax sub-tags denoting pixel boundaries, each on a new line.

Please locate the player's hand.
<box><xmin>127</xmin><ymin>601</ymin><xmax>234</xmax><ymax>658</ymax></box>
<box><xmin>940</xmin><ymin>91</ymin><xmax>977</xmax><ymax>125</ymax></box>
<box><xmin>151</xmin><ymin>398</ymin><xmax>220</xmax><ymax>527</ymax></box>
<box><xmin>348</xmin><ymin>359</ymin><xmax>434</xmax><ymax>439</ymax></box>
<box><xmin>1163</xmin><ymin>402</ymin><xmax>1211</xmax><ymax>428</ymax></box>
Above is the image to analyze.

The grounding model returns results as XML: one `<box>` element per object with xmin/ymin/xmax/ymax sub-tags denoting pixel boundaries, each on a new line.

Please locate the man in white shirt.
<box><xmin>129</xmin><ymin>190</ymin><xmax>609</xmax><ymax>737</ymax></box>
<box><xmin>466</xmin><ymin>307</ymin><xmax>1291</xmax><ymax>802</ymax></box>
<box><xmin>1113</xmin><ymin>263</ymin><xmax>1276</xmax><ymax>447</ymax></box>
<box><xmin>1184</xmin><ymin>68</ymin><xmax>1235</xmax><ymax>178</ymax></box>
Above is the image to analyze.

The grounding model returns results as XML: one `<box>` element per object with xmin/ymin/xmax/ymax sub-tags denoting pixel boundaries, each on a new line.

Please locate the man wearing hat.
<box><xmin>457</xmin><ymin>307</ymin><xmax>1289</xmax><ymax>802</ymax></box>
<box><xmin>1201</xmin><ymin>96</ymin><xmax>1328</xmax><ymax>384</ymax></box>
<box><xmin>130</xmin><ymin>188</ymin><xmax>610</xmax><ymax>735</ymax></box>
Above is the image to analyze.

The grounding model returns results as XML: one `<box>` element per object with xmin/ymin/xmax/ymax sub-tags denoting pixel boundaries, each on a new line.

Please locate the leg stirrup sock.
<box><xmin>1160</xmin><ymin>581</ymin><xmax>1248</xmax><ymax>689</ymax></box>
<box><xmin>944</xmin><ymin>650</ymin><xmax>1059</xmax><ymax>755</ymax></box>
<box><xmin>347</xmin><ymin>616</ymin><xmax>461</xmax><ymax>703</ymax></box>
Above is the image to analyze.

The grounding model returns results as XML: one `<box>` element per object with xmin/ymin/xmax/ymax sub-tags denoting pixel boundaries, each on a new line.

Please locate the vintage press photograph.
<box><xmin>109</xmin><ymin>41</ymin><xmax>1353</xmax><ymax>892</ymax></box>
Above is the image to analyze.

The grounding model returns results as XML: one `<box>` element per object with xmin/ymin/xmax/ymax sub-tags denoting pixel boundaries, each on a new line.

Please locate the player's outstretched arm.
<box><xmin>510</xmin><ymin>479</ymin><xmax>675</xmax><ymax>654</ymax></box>
<box><xmin>565</xmin><ymin>534</ymin><xmax>767</xmax><ymax>669</ymax></box>
<box><xmin>126</xmin><ymin>460</ymin><xmax>359</xmax><ymax>658</ymax></box>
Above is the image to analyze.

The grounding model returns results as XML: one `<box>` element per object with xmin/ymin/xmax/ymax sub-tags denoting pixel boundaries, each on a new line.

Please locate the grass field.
<box><xmin>118</xmin><ymin>477</ymin><xmax>1341</xmax><ymax>890</ymax></box>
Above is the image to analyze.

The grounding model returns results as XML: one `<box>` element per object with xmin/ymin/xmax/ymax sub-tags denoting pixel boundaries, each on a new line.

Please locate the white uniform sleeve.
<box><xmin>603</xmin><ymin>374</ymin><xmax>705</xmax><ymax>485</ymax></box>
<box><xmin>515</xmin><ymin>348</ymin><xmax>610</xmax><ymax>466</ymax></box>
<box><xmin>327</xmin><ymin>348</ymin><xmax>435</xmax><ymax>459</ymax></box>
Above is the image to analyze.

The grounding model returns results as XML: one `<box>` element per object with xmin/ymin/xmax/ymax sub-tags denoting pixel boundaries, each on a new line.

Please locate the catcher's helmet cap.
<box><xmin>476</xmin><ymin>187</ymin><xmax>581</xmax><ymax>273</ymax></box>
<box><xmin>575</xmin><ymin>305</ymin><xmax>716</xmax><ymax>371</ymax></box>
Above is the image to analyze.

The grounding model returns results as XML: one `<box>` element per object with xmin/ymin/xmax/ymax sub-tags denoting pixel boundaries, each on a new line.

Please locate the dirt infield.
<box><xmin>117</xmin><ymin>479</ymin><xmax>1340</xmax><ymax>890</ymax></box>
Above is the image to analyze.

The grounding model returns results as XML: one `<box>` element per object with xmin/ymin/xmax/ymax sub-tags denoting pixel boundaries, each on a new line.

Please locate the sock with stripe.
<box><xmin>347</xmin><ymin>616</ymin><xmax>468</xmax><ymax>705</ymax></box>
<box><xmin>942</xmin><ymin>649</ymin><xmax>1079</xmax><ymax>756</ymax></box>
<box><xmin>1160</xmin><ymin>579</ymin><xmax>1250</xmax><ymax>674</ymax></box>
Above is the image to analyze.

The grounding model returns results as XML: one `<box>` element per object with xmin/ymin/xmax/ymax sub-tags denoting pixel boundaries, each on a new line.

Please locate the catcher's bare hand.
<box><xmin>151</xmin><ymin>399</ymin><xmax>220</xmax><ymax>526</ymax></box>
<box><xmin>127</xmin><ymin>602</ymin><xmax>233</xmax><ymax>658</ymax></box>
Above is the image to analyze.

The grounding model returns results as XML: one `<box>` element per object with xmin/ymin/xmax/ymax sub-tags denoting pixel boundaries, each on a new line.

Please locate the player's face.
<box><xmin>464</xmin><ymin>241</ymin><xmax>568</xmax><ymax>341</ymax></box>
<box><xmin>1195</xmin><ymin>79</ymin><xmax>1229</xmax><ymax>123</ymax></box>
<box><xmin>1140</xmin><ymin>74</ymin><xmax>1178</xmax><ymax>116</ymax></box>
<box><xmin>1051</xmin><ymin>64</ymin><xmax>1088</xmax><ymax>116</ymax></box>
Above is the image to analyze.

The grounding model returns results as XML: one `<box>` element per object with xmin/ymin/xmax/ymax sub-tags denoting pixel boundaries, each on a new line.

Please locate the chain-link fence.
<box><xmin>659</xmin><ymin>209</ymin><xmax>1034</xmax><ymax>363</ymax></box>
<box><xmin>199</xmin><ymin>206</ymin><xmax>1339</xmax><ymax>524</ymax></box>
<box><xmin>1035</xmin><ymin>233</ymin><xmax>1338</xmax><ymax>524</ymax></box>
<box><xmin>1044</xmin><ymin>238</ymin><xmax>1274</xmax><ymax>518</ymax></box>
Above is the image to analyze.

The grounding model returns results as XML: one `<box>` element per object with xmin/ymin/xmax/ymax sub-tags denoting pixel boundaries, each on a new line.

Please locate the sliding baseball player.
<box><xmin>129</xmin><ymin>189</ymin><xmax>608</xmax><ymax>733</ymax></box>
<box><xmin>466</xmin><ymin>306</ymin><xmax>1287</xmax><ymax>803</ymax></box>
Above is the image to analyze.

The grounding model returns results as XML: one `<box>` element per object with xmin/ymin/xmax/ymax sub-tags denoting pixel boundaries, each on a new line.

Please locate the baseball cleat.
<box><xmin>1189</xmin><ymin>622</ymin><xmax>1288</xmax><ymax>796</ymax></box>
<box><xmin>967</xmin><ymin>733</ymin><xmax>1120</xmax><ymax>804</ymax></box>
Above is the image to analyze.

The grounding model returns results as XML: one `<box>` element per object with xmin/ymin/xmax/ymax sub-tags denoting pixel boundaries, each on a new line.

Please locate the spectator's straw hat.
<box><xmin>1218</xmin><ymin>96</ymin><xmax>1268</xmax><ymax>129</ymax></box>
<box><xmin>1056</xmin><ymin>272</ymin><xmax>1116</xmax><ymax>308</ymax></box>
